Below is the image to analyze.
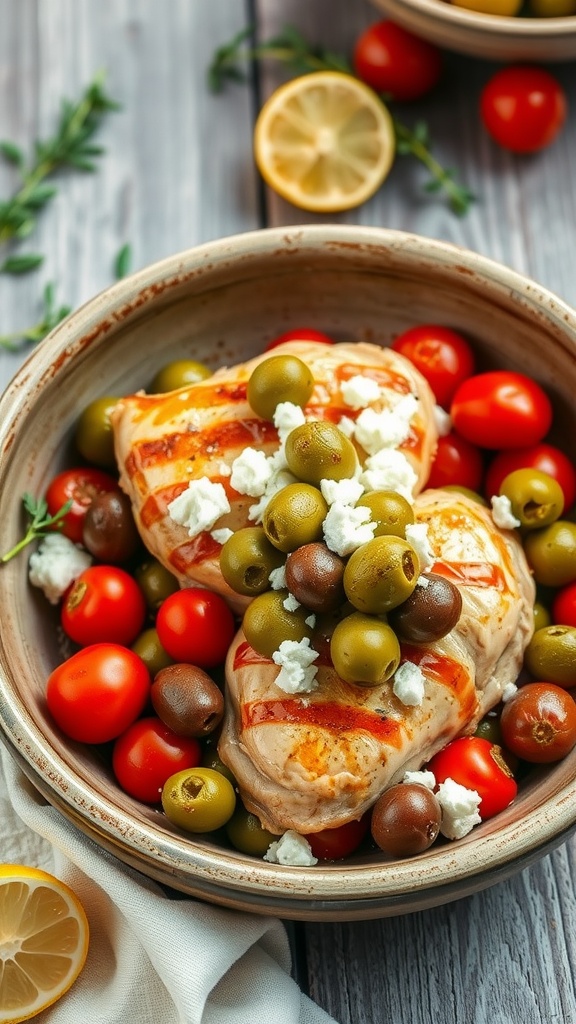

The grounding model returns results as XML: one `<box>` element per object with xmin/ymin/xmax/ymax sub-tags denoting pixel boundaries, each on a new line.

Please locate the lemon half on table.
<box><xmin>0</xmin><ymin>864</ymin><xmax>89</xmax><ymax>1024</ymax></box>
<box><xmin>254</xmin><ymin>71</ymin><xmax>395</xmax><ymax>213</ymax></box>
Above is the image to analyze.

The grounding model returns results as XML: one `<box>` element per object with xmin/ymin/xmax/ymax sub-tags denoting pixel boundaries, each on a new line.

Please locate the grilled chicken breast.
<box><xmin>111</xmin><ymin>341</ymin><xmax>438</xmax><ymax>611</ymax></box>
<box><xmin>219</xmin><ymin>490</ymin><xmax>535</xmax><ymax>835</ymax></box>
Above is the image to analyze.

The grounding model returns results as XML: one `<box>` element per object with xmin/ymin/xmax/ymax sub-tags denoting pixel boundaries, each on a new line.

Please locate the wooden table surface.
<box><xmin>2</xmin><ymin>2</ymin><xmax>576</xmax><ymax>1022</ymax></box>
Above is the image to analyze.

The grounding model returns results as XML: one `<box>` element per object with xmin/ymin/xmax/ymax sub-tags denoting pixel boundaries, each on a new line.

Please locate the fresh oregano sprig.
<box><xmin>0</xmin><ymin>493</ymin><xmax>72</xmax><ymax>563</ymax></box>
<box><xmin>0</xmin><ymin>71</ymin><xmax>120</xmax><ymax>272</ymax></box>
<box><xmin>0</xmin><ymin>282</ymin><xmax>71</xmax><ymax>351</ymax></box>
<box><xmin>207</xmin><ymin>25</ymin><xmax>474</xmax><ymax>216</ymax></box>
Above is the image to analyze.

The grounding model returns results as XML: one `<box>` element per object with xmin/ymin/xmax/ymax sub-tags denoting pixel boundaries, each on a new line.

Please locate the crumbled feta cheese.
<box><xmin>168</xmin><ymin>478</ymin><xmax>231</xmax><ymax>538</ymax></box>
<box><xmin>491</xmin><ymin>494</ymin><xmax>521</xmax><ymax>530</ymax></box>
<box><xmin>217</xmin><ymin>461</ymin><xmax>231</xmax><ymax>477</ymax></box>
<box><xmin>28</xmin><ymin>533</ymin><xmax>92</xmax><ymax>605</ymax></box>
<box><xmin>354</xmin><ymin>393</ymin><xmax>419</xmax><ymax>456</ymax></box>
<box><xmin>210</xmin><ymin>527</ymin><xmax>234</xmax><ymax>545</ymax></box>
<box><xmin>501</xmin><ymin>682</ymin><xmax>518</xmax><ymax>703</ymax></box>
<box><xmin>337</xmin><ymin>415</ymin><xmax>356</xmax><ymax>438</ymax></box>
<box><xmin>416</xmin><ymin>575</ymin><xmax>430</xmax><ymax>589</ymax></box>
<box><xmin>283</xmin><ymin>592</ymin><xmax>301</xmax><ymax>612</ymax></box>
<box><xmin>436</xmin><ymin>778</ymin><xmax>482</xmax><ymax>840</ymax></box>
<box><xmin>320</xmin><ymin>476</ymin><xmax>364</xmax><ymax>507</ymax></box>
<box><xmin>323</xmin><ymin>502</ymin><xmax>376</xmax><ymax>557</ymax></box>
<box><xmin>359</xmin><ymin>449</ymin><xmax>418</xmax><ymax>501</ymax></box>
<box><xmin>341</xmin><ymin>374</ymin><xmax>382</xmax><ymax>409</ymax></box>
<box><xmin>248</xmin><ymin>469</ymin><xmax>298</xmax><ymax>523</ymax></box>
<box><xmin>272</xmin><ymin>637</ymin><xmax>319</xmax><ymax>694</ymax></box>
<box><xmin>273</xmin><ymin>401</ymin><xmax>306</xmax><ymax>442</ymax></box>
<box><xmin>305</xmin><ymin>613</ymin><xmax>316</xmax><ymax>629</ymax></box>
<box><xmin>393</xmin><ymin>661</ymin><xmax>427</xmax><ymax>706</ymax></box>
<box><xmin>433</xmin><ymin>405</ymin><xmax>452</xmax><ymax>437</ymax></box>
<box><xmin>403</xmin><ymin>769</ymin><xmax>436</xmax><ymax>790</ymax></box>
<box><xmin>230</xmin><ymin>447</ymin><xmax>274</xmax><ymax>497</ymax></box>
<box><xmin>269</xmin><ymin>564</ymin><xmax>287</xmax><ymax>590</ymax></box>
<box><xmin>264</xmin><ymin>830</ymin><xmax>318</xmax><ymax>866</ymax></box>
<box><xmin>405</xmin><ymin>522</ymin><xmax>435</xmax><ymax>572</ymax></box>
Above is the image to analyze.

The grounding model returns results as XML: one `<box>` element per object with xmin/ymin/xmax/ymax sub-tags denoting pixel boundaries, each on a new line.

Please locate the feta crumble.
<box><xmin>354</xmin><ymin>393</ymin><xmax>419</xmax><ymax>456</ymax></box>
<box><xmin>341</xmin><ymin>374</ymin><xmax>382</xmax><ymax>409</ymax></box>
<box><xmin>402</xmin><ymin>769</ymin><xmax>436</xmax><ymax>791</ymax></box>
<box><xmin>501</xmin><ymin>682</ymin><xmax>518</xmax><ymax>703</ymax></box>
<box><xmin>283</xmin><ymin>592</ymin><xmax>301</xmax><ymax>612</ymax></box>
<box><xmin>305</xmin><ymin>613</ymin><xmax>316</xmax><ymax>629</ymax></box>
<box><xmin>210</xmin><ymin>527</ymin><xmax>234</xmax><ymax>545</ymax></box>
<box><xmin>168</xmin><ymin>478</ymin><xmax>231</xmax><ymax>538</ymax></box>
<box><xmin>405</xmin><ymin>522</ymin><xmax>435</xmax><ymax>572</ymax></box>
<box><xmin>359</xmin><ymin>449</ymin><xmax>418</xmax><ymax>501</ymax></box>
<box><xmin>230</xmin><ymin>447</ymin><xmax>274</xmax><ymax>497</ymax></box>
<box><xmin>393</xmin><ymin>661</ymin><xmax>427</xmax><ymax>707</ymax></box>
<box><xmin>248</xmin><ymin>469</ymin><xmax>298</xmax><ymax>524</ymax></box>
<box><xmin>28</xmin><ymin>533</ymin><xmax>92</xmax><ymax>605</ymax></box>
<box><xmin>320</xmin><ymin>476</ymin><xmax>364</xmax><ymax>507</ymax></box>
<box><xmin>273</xmin><ymin>401</ymin><xmax>306</xmax><ymax>442</ymax></box>
<box><xmin>269</xmin><ymin>564</ymin><xmax>287</xmax><ymax>590</ymax></box>
<box><xmin>436</xmin><ymin>777</ymin><xmax>482</xmax><ymax>840</ymax></box>
<box><xmin>491</xmin><ymin>494</ymin><xmax>521</xmax><ymax>530</ymax></box>
<box><xmin>323</xmin><ymin>502</ymin><xmax>376</xmax><ymax>557</ymax></box>
<box><xmin>337</xmin><ymin>415</ymin><xmax>356</xmax><ymax>438</ymax></box>
<box><xmin>264</xmin><ymin>830</ymin><xmax>318</xmax><ymax>866</ymax></box>
<box><xmin>272</xmin><ymin>637</ymin><xmax>319</xmax><ymax>694</ymax></box>
<box><xmin>416</xmin><ymin>575</ymin><xmax>430</xmax><ymax>589</ymax></box>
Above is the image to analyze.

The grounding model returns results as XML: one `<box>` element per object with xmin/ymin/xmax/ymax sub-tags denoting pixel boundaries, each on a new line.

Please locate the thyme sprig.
<box><xmin>0</xmin><ymin>282</ymin><xmax>71</xmax><ymax>351</ymax></box>
<box><xmin>0</xmin><ymin>72</ymin><xmax>120</xmax><ymax>272</ymax></box>
<box><xmin>207</xmin><ymin>26</ymin><xmax>474</xmax><ymax>216</ymax></box>
<box><xmin>0</xmin><ymin>494</ymin><xmax>72</xmax><ymax>563</ymax></box>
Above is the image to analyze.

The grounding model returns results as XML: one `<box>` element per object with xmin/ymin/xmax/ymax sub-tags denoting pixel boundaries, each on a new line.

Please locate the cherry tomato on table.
<box><xmin>156</xmin><ymin>587</ymin><xmax>236</xmax><ymax>668</ymax></box>
<box><xmin>484</xmin><ymin>443</ymin><xmax>576</xmax><ymax>512</ymax></box>
<box><xmin>61</xmin><ymin>565</ymin><xmax>147</xmax><ymax>647</ymax></box>
<box><xmin>391</xmin><ymin>324</ymin><xmax>475</xmax><ymax>409</ymax></box>
<box><xmin>304</xmin><ymin>814</ymin><xmax>370</xmax><ymax>861</ymax></box>
<box><xmin>353</xmin><ymin>20</ymin><xmax>442</xmax><ymax>102</ymax></box>
<box><xmin>427</xmin><ymin>736</ymin><xmax>517</xmax><ymax>819</ymax></box>
<box><xmin>480</xmin><ymin>66</ymin><xmax>567</xmax><ymax>154</ymax></box>
<box><xmin>500</xmin><ymin>683</ymin><xmax>576</xmax><ymax>763</ymax></box>
<box><xmin>45</xmin><ymin>467</ymin><xmax>119</xmax><ymax>544</ymax></box>
<box><xmin>426</xmin><ymin>431</ymin><xmax>484</xmax><ymax>491</ymax></box>
<box><xmin>112</xmin><ymin>717</ymin><xmax>202</xmax><ymax>804</ymax></box>
<box><xmin>450</xmin><ymin>371</ymin><xmax>553</xmax><ymax>450</ymax></box>
<box><xmin>46</xmin><ymin>643</ymin><xmax>150</xmax><ymax>744</ymax></box>
<box><xmin>265</xmin><ymin>327</ymin><xmax>335</xmax><ymax>351</ymax></box>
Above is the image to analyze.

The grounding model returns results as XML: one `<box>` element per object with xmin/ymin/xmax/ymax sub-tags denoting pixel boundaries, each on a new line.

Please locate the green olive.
<box><xmin>150</xmin><ymin>359</ymin><xmax>212</xmax><ymax>392</ymax></box>
<box><xmin>533</xmin><ymin>601</ymin><xmax>551</xmax><ymax>632</ymax></box>
<box><xmin>523</xmin><ymin>520</ymin><xmax>576</xmax><ymax>587</ymax></box>
<box><xmin>161</xmin><ymin>767</ymin><xmax>236</xmax><ymax>833</ymax></box>
<box><xmin>226</xmin><ymin>804</ymin><xmax>277</xmax><ymax>856</ymax></box>
<box><xmin>242</xmin><ymin>590</ymin><xmax>313</xmax><ymax>658</ymax></box>
<box><xmin>131</xmin><ymin>627</ymin><xmax>174</xmax><ymax>676</ymax></box>
<box><xmin>201</xmin><ymin>746</ymin><xmax>236</xmax><ymax>786</ymax></box>
<box><xmin>355</xmin><ymin>490</ymin><xmax>415</xmax><ymax>538</ymax></box>
<box><xmin>442</xmin><ymin>485</ymin><xmax>488</xmax><ymax>507</ymax></box>
<box><xmin>284</xmin><ymin>421</ymin><xmax>358</xmax><ymax>484</ymax></box>
<box><xmin>247</xmin><ymin>355</ymin><xmax>314</xmax><ymax>420</ymax></box>
<box><xmin>499</xmin><ymin>468</ymin><xmax>564</xmax><ymax>531</ymax></box>
<box><xmin>262</xmin><ymin>483</ymin><xmax>328</xmax><ymax>553</ymax></box>
<box><xmin>524</xmin><ymin>625</ymin><xmax>576</xmax><ymax>687</ymax></box>
<box><xmin>75</xmin><ymin>395</ymin><xmax>120</xmax><ymax>469</ymax></box>
<box><xmin>330</xmin><ymin>612</ymin><xmax>400</xmax><ymax>686</ymax></box>
<box><xmin>219</xmin><ymin>527</ymin><xmax>284</xmax><ymax>596</ymax></box>
<box><xmin>134</xmin><ymin>557</ymin><xmax>180</xmax><ymax>612</ymax></box>
<box><xmin>474</xmin><ymin>711</ymin><xmax>503</xmax><ymax>745</ymax></box>
<box><xmin>388</xmin><ymin>573</ymin><xmax>462</xmax><ymax>644</ymax></box>
<box><xmin>344</xmin><ymin>536</ymin><xmax>420</xmax><ymax>615</ymax></box>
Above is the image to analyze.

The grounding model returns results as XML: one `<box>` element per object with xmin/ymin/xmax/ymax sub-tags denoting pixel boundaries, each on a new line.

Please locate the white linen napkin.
<box><xmin>0</xmin><ymin>745</ymin><xmax>338</xmax><ymax>1024</ymax></box>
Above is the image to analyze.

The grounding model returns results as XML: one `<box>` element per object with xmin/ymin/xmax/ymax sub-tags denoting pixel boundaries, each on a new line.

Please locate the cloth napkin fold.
<box><xmin>0</xmin><ymin>745</ymin><xmax>338</xmax><ymax>1024</ymax></box>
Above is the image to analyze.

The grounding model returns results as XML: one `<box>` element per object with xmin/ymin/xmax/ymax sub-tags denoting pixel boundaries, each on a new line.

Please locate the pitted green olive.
<box><xmin>284</xmin><ymin>421</ymin><xmax>358</xmax><ymax>484</ymax></box>
<box><xmin>263</xmin><ymin>483</ymin><xmax>328</xmax><ymax>553</ymax></box>
<box><xmin>524</xmin><ymin>520</ymin><xmax>576</xmax><ymax>587</ymax></box>
<box><xmin>161</xmin><ymin>767</ymin><xmax>236</xmax><ymax>833</ymax></box>
<box><xmin>242</xmin><ymin>590</ymin><xmax>313</xmax><ymax>658</ymax></box>
<box><xmin>226</xmin><ymin>804</ymin><xmax>277</xmax><ymax>856</ymax></box>
<box><xmin>247</xmin><ymin>355</ymin><xmax>314</xmax><ymax>420</ymax></box>
<box><xmin>524</xmin><ymin>625</ymin><xmax>576</xmax><ymax>687</ymax></box>
<box><xmin>499</xmin><ymin>468</ymin><xmax>564</xmax><ymax>530</ymax></box>
<box><xmin>330</xmin><ymin>612</ymin><xmax>400</xmax><ymax>686</ymax></box>
<box><xmin>75</xmin><ymin>395</ymin><xmax>120</xmax><ymax>469</ymax></box>
<box><xmin>344</xmin><ymin>536</ymin><xmax>420</xmax><ymax>614</ymax></box>
<box><xmin>355</xmin><ymin>490</ymin><xmax>415</xmax><ymax>538</ymax></box>
<box><xmin>150</xmin><ymin>359</ymin><xmax>212</xmax><ymax>392</ymax></box>
<box><xmin>220</xmin><ymin>527</ymin><xmax>285</xmax><ymax>595</ymax></box>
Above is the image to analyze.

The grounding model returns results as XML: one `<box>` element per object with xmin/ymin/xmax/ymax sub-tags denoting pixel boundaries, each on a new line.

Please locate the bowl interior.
<box><xmin>1</xmin><ymin>226</ymin><xmax>576</xmax><ymax>921</ymax></box>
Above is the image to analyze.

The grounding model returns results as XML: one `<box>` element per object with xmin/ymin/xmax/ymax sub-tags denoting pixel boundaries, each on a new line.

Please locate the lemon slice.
<box><xmin>254</xmin><ymin>71</ymin><xmax>395</xmax><ymax>213</ymax></box>
<box><xmin>0</xmin><ymin>864</ymin><xmax>89</xmax><ymax>1024</ymax></box>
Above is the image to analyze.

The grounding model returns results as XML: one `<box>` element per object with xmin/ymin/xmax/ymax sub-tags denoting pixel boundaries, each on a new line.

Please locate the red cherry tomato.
<box><xmin>450</xmin><ymin>371</ymin><xmax>552</xmax><ymax>450</ymax></box>
<box><xmin>480</xmin><ymin>66</ymin><xmax>567</xmax><ymax>154</ymax></box>
<box><xmin>391</xmin><ymin>325</ymin><xmax>475</xmax><ymax>408</ymax></box>
<box><xmin>484</xmin><ymin>443</ymin><xmax>576</xmax><ymax>512</ymax></box>
<box><xmin>304</xmin><ymin>814</ymin><xmax>370</xmax><ymax>861</ymax></box>
<box><xmin>427</xmin><ymin>736</ymin><xmax>517</xmax><ymax>820</ymax></box>
<box><xmin>45</xmin><ymin>467</ymin><xmax>119</xmax><ymax>544</ymax></box>
<box><xmin>61</xmin><ymin>565</ymin><xmax>147</xmax><ymax>647</ymax></box>
<box><xmin>426</xmin><ymin>431</ymin><xmax>484</xmax><ymax>491</ymax></box>
<box><xmin>46</xmin><ymin>643</ymin><xmax>150</xmax><ymax>744</ymax></box>
<box><xmin>156</xmin><ymin>588</ymin><xmax>236</xmax><ymax>668</ymax></box>
<box><xmin>265</xmin><ymin>327</ymin><xmax>335</xmax><ymax>351</ymax></box>
<box><xmin>353</xmin><ymin>20</ymin><xmax>442</xmax><ymax>102</ymax></box>
<box><xmin>552</xmin><ymin>583</ymin><xmax>576</xmax><ymax>628</ymax></box>
<box><xmin>500</xmin><ymin>683</ymin><xmax>576</xmax><ymax>763</ymax></box>
<box><xmin>112</xmin><ymin>717</ymin><xmax>201</xmax><ymax>803</ymax></box>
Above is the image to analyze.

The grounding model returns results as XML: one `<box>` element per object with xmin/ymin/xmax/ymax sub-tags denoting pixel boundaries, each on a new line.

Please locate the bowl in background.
<box><xmin>369</xmin><ymin>0</ymin><xmax>576</xmax><ymax>62</ymax></box>
<box><xmin>1</xmin><ymin>225</ymin><xmax>576</xmax><ymax>922</ymax></box>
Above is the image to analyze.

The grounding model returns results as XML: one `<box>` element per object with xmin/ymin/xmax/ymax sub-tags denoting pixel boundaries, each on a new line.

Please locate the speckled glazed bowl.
<box><xmin>1</xmin><ymin>226</ymin><xmax>576</xmax><ymax>922</ymax></box>
<box><xmin>369</xmin><ymin>0</ymin><xmax>576</xmax><ymax>62</ymax></box>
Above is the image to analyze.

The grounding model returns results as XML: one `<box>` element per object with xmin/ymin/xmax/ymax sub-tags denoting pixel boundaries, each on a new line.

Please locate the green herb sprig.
<box><xmin>0</xmin><ymin>283</ymin><xmax>71</xmax><ymax>351</ymax></box>
<box><xmin>0</xmin><ymin>494</ymin><xmax>72</xmax><ymax>564</ymax></box>
<box><xmin>207</xmin><ymin>26</ymin><xmax>474</xmax><ymax>216</ymax></box>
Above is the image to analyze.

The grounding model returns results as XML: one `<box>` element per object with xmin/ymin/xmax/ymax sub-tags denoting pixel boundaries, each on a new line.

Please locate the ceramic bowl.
<box><xmin>1</xmin><ymin>225</ymin><xmax>576</xmax><ymax>922</ymax></box>
<box><xmin>369</xmin><ymin>0</ymin><xmax>576</xmax><ymax>62</ymax></box>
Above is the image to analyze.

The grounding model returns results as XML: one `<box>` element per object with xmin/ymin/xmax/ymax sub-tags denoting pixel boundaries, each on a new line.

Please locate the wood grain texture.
<box><xmin>2</xmin><ymin>2</ymin><xmax>576</xmax><ymax>1023</ymax></box>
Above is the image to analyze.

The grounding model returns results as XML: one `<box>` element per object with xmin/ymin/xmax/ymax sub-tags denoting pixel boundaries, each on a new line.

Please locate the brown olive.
<box><xmin>388</xmin><ymin>572</ymin><xmax>463</xmax><ymax>644</ymax></box>
<box><xmin>371</xmin><ymin>784</ymin><xmax>441</xmax><ymax>857</ymax></box>
<box><xmin>82</xmin><ymin>490</ymin><xmax>140</xmax><ymax>563</ymax></box>
<box><xmin>151</xmin><ymin>663</ymin><xmax>224</xmax><ymax>738</ymax></box>
<box><xmin>285</xmin><ymin>543</ymin><xmax>346</xmax><ymax>613</ymax></box>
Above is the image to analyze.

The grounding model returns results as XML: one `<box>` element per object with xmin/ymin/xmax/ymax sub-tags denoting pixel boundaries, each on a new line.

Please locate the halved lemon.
<box><xmin>0</xmin><ymin>864</ymin><xmax>89</xmax><ymax>1024</ymax></box>
<box><xmin>254</xmin><ymin>71</ymin><xmax>395</xmax><ymax>213</ymax></box>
